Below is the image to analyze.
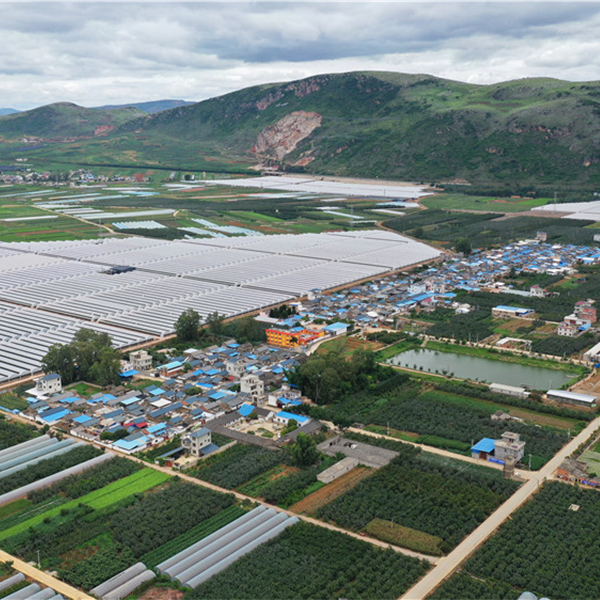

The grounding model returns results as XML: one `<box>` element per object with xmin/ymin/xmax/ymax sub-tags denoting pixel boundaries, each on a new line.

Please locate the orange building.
<box><xmin>266</xmin><ymin>327</ymin><xmax>324</xmax><ymax>348</ymax></box>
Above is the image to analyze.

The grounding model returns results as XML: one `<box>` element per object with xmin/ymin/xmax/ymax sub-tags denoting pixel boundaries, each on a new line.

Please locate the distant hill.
<box><xmin>5</xmin><ymin>72</ymin><xmax>600</xmax><ymax>185</ymax></box>
<box><xmin>0</xmin><ymin>102</ymin><xmax>145</xmax><ymax>139</ymax></box>
<box><xmin>93</xmin><ymin>99</ymin><xmax>195</xmax><ymax>114</ymax></box>
<box><xmin>0</xmin><ymin>108</ymin><xmax>18</xmax><ymax>116</ymax></box>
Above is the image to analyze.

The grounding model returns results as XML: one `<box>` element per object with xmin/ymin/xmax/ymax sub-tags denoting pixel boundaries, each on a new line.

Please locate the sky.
<box><xmin>4</xmin><ymin>1</ymin><xmax>600</xmax><ymax>110</ymax></box>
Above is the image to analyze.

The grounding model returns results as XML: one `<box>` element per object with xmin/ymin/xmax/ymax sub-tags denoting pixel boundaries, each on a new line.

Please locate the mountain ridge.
<box><xmin>3</xmin><ymin>71</ymin><xmax>600</xmax><ymax>186</ymax></box>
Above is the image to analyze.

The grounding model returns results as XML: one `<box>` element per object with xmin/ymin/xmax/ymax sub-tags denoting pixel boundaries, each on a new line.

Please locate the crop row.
<box><xmin>0</xmin><ymin>468</ymin><xmax>167</xmax><ymax>541</ymax></box>
<box><xmin>141</xmin><ymin>504</ymin><xmax>247</xmax><ymax>568</ymax></box>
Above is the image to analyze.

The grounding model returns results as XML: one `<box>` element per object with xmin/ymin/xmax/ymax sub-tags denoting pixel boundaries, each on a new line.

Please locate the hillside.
<box><xmin>0</xmin><ymin>108</ymin><xmax>18</xmax><ymax>116</ymax></box>
<box><xmin>5</xmin><ymin>72</ymin><xmax>600</xmax><ymax>185</ymax></box>
<box><xmin>0</xmin><ymin>102</ymin><xmax>145</xmax><ymax>139</ymax></box>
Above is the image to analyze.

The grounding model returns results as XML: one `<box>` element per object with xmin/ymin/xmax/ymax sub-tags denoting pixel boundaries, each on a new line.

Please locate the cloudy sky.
<box><xmin>3</xmin><ymin>1</ymin><xmax>600</xmax><ymax>110</ymax></box>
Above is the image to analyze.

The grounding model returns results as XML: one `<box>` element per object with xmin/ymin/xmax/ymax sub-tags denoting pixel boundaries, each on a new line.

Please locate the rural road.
<box><xmin>400</xmin><ymin>414</ymin><xmax>600</xmax><ymax>599</ymax></box>
<box><xmin>0</xmin><ymin>549</ymin><xmax>94</xmax><ymax>600</ymax></box>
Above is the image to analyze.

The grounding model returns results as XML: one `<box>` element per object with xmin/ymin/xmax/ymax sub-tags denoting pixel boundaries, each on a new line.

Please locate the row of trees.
<box><xmin>41</xmin><ymin>328</ymin><xmax>121</xmax><ymax>386</ymax></box>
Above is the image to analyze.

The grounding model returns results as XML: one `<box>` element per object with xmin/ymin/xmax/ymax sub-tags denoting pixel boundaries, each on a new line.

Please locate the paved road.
<box><xmin>400</xmin><ymin>414</ymin><xmax>600</xmax><ymax>600</ymax></box>
<box><xmin>0</xmin><ymin>549</ymin><xmax>93</xmax><ymax>600</ymax></box>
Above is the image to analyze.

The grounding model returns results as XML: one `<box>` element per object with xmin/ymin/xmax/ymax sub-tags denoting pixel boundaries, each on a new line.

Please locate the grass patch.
<box><xmin>67</xmin><ymin>383</ymin><xmax>103</xmax><ymax>398</ymax></box>
<box><xmin>364</xmin><ymin>518</ymin><xmax>444</xmax><ymax>556</ymax></box>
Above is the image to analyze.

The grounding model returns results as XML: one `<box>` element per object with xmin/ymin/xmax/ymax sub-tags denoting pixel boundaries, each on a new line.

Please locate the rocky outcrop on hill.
<box><xmin>252</xmin><ymin>111</ymin><xmax>322</xmax><ymax>159</ymax></box>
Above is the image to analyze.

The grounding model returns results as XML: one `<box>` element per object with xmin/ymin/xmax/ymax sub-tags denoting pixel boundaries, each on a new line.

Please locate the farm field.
<box><xmin>0</xmin><ymin>416</ymin><xmax>39</xmax><ymax>449</ymax></box>
<box><xmin>318</xmin><ymin>374</ymin><xmax>574</xmax><ymax>467</ymax></box>
<box><xmin>432</xmin><ymin>482</ymin><xmax>600</xmax><ymax>599</ymax></box>
<box><xmin>0</xmin><ymin>394</ymin><xmax>29</xmax><ymax>412</ymax></box>
<box><xmin>190</xmin><ymin>521</ymin><xmax>430</xmax><ymax>600</ymax></box>
<box><xmin>0</xmin><ymin>444</ymin><xmax>103</xmax><ymax>498</ymax></box>
<box><xmin>289</xmin><ymin>466</ymin><xmax>372</xmax><ymax>514</ymax></box>
<box><xmin>0</xmin><ymin>461</ymin><xmax>237</xmax><ymax>593</ymax></box>
<box><xmin>188</xmin><ymin>443</ymin><xmax>286</xmax><ymax>490</ymax></box>
<box><xmin>421</xmin><ymin>193</ymin><xmax>550</xmax><ymax>212</ymax></box>
<box><xmin>316</xmin><ymin>444</ymin><xmax>519</xmax><ymax>554</ymax></box>
<box><xmin>0</xmin><ymin>467</ymin><xmax>167</xmax><ymax>540</ymax></box>
<box><xmin>384</xmin><ymin>209</ymin><xmax>600</xmax><ymax>248</ymax></box>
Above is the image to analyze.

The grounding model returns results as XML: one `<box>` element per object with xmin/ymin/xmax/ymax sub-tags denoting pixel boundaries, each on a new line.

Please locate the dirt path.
<box><xmin>0</xmin><ymin>549</ymin><xmax>93</xmax><ymax>600</ymax></box>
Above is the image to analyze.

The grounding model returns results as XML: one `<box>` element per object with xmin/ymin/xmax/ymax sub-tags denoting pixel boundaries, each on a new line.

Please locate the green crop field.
<box><xmin>317</xmin><ymin>444</ymin><xmax>519</xmax><ymax>554</ymax></box>
<box><xmin>422</xmin><ymin>194</ymin><xmax>551</xmax><ymax>212</ymax></box>
<box><xmin>0</xmin><ymin>468</ymin><xmax>167</xmax><ymax>540</ymax></box>
<box><xmin>433</xmin><ymin>482</ymin><xmax>600</xmax><ymax>599</ymax></box>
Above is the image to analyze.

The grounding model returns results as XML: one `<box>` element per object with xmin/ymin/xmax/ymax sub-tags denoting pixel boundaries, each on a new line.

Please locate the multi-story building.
<box><xmin>129</xmin><ymin>350</ymin><xmax>152</xmax><ymax>372</ymax></box>
<box><xmin>240</xmin><ymin>373</ymin><xmax>265</xmax><ymax>400</ymax></box>
<box><xmin>265</xmin><ymin>327</ymin><xmax>324</xmax><ymax>348</ymax></box>
<box><xmin>182</xmin><ymin>427</ymin><xmax>212</xmax><ymax>457</ymax></box>
<box><xmin>34</xmin><ymin>373</ymin><xmax>62</xmax><ymax>396</ymax></box>
<box><xmin>494</xmin><ymin>432</ymin><xmax>526</xmax><ymax>464</ymax></box>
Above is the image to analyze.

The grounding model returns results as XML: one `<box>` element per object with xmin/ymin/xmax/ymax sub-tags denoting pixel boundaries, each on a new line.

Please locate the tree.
<box><xmin>206</xmin><ymin>311</ymin><xmax>224</xmax><ymax>336</ymax></box>
<box><xmin>289</xmin><ymin>433</ymin><xmax>319</xmax><ymax>467</ymax></box>
<box><xmin>455</xmin><ymin>237</ymin><xmax>472</xmax><ymax>256</ymax></box>
<box><xmin>41</xmin><ymin>328</ymin><xmax>119</xmax><ymax>387</ymax></box>
<box><xmin>174</xmin><ymin>308</ymin><xmax>200</xmax><ymax>341</ymax></box>
<box><xmin>41</xmin><ymin>344</ymin><xmax>76</xmax><ymax>385</ymax></box>
<box><xmin>88</xmin><ymin>347</ymin><xmax>121</xmax><ymax>386</ymax></box>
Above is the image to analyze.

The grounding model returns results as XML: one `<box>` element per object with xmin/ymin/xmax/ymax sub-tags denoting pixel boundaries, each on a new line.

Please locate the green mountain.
<box><xmin>0</xmin><ymin>108</ymin><xmax>18</xmax><ymax>116</ymax></box>
<box><xmin>0</xmin><ymin>102</ymin><xmax>145</xmax><ymax>139</ymax></box>
<box><xmin>5</xmin><ymin>72</ymin><xmax>600</xmax><ymax>186</ymax></box>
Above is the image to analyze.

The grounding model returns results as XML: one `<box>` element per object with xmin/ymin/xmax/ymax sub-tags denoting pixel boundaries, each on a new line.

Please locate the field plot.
<box><xmin>422</xmin><ymin>193</ymin><xmax>550</xmax><ymax>213</ymax></box>
<box><xmin>189</xmin><ymin>444</ymin><xmax>285</xmax><ymax>490</ymax></box>
<box><xmin>0</xmin><ymin>417</ymin><xmax>39</xmax><ymax>450</ymax></box>
<box><xmin>431</xmin><ymin>482</ymin><xmax>600</xmax><ymax>600</ymax></box>
<box><xmin>289</xmin><ymin>466</ymin><xmax>372</xmax><ymax>514</ymax></box>
<box><xmin>0</xmin><ymin>443</ymin><xmax>103</xmax><ymax>501</ymax></box>
<box><xmin>190</xmin><ymin>521</ymin><xmax>430</xmax><ymax>600</ymax></box>
<box><xmin>322</xmin><ymin>376</ymin><xmax>571</xmax><ymax>468</ymax></box>
<box><xmin>316</xmin><ymin>443</ymin><xmax>519</xmax><ymax>555</ymax></box>
<box><xmin>0</xmin><ymin>465</ymin><xmax>237</xmax><ymax>594</ymax></box>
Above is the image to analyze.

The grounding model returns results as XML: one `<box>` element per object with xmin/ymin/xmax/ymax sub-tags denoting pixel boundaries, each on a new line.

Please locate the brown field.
<box><xmin>138</xmin><ymin>587</ymin><xmax>184</xmax><ymax>600</ymax></box>
<box><xmin>288</xmin><ymin>466</ymin><xmax>372</xmax><ymax>514</ymax></box>
<box><xmin>317</xmin><ymin>336</ymin><xmax>382</xmax><ymax>357</ymax></box>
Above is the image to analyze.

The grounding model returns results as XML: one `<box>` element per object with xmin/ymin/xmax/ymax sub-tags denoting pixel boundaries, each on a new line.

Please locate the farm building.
<box><xmin>492</xmin><ymin>305</ymin><xmax>536</xmax><ymax>319</ymax></box>
<box><xmin>584</xmin><ymin>340</ymin><xmax>600</xmax><ymax>363</ymax></box>
<box><xmin>489</xmin><ymin>383</ymin><xmax>529</xmax><ymax>399</ymax></box>
<box><xmin>317</xmin><ymin>456</ymin><xmax>359</xmax><ymax>484</ymax></box>
<box><xmin>318</xmin><ymin>436</ymin><xmax>398</xmax><ymax>468</ymax></box>
<box><xmin>547</xmin><ymin>389</ymin><xmax>597</xmax><ymax>408</ymax></box>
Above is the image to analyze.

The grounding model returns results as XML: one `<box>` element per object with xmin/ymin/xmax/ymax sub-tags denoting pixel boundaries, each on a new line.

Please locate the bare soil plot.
<box><xmin>289</xmin><ymin>466</ymin><xmax>372</xmax><ymax>514</ymax></box>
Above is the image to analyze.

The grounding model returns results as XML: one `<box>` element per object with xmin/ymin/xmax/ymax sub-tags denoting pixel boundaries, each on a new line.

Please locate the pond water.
<box><xmin>387</xmin><ymin>348</ymin><xmax>575</xmax><ymax>390</ymax></box>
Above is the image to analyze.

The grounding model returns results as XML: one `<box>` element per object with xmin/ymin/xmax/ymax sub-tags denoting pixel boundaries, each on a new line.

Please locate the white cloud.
<box><xmin>1</xmin><ymin>2</ymin><xmax>600</xmax><ymax>109</ymax></box>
